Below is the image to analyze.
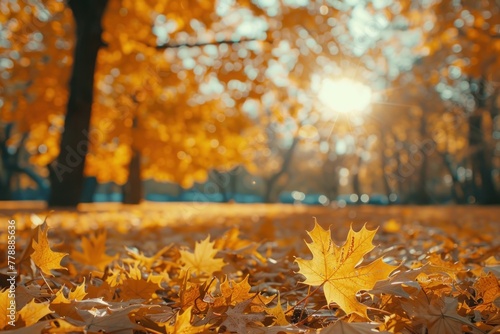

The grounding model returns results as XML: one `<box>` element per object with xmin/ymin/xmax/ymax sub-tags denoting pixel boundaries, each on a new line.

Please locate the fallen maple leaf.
<box><xmin>30</xmin><ymin>223</ymin><xmax>67</xmax><ymax>276</ymax></box>
<box><xmin>474</xmin><ymin>272</ymin><xmax>500</xmax><ymax>305</ymax></box>
<box><xmin>68</xmin><ymin>280</ymin><xmax>88</xmax><ymax>300</ymax></box>
<box><xmin>46</xmin><ymin>319</ymin><xmax>86</xmax><ymax>333</ymax></box>
<box><xmin>77</xmin><ymin>304</ymin><xmax>146</xmax><ymax>333</ymax></box>
<box><xmin>179</xmin><ymin>236</ymin><xmax>226</xmax><ymax>277</ymax></box>
<box><xmin>265</xmin><ymin>294</ymin><xmax>289</xmax><ymax>326</ymax></box>
<box><xmin>473</xmin><ymin>272</ymin><xmax>500</xmax><ymax>313</ymax></box>
<box><xmin>52</xmin><ymin>279</ymin><xmax>87</xmax><ymax>304</ymax></box>
<box><xmin>295</xmin><ymin>222</ymin><xmax>397</xmax><ymax>317</ymax></box>
<box><xmin>51</xmin><ymin>297</ymin><xmax>111</xmax><ymax>322</ymax></box>
<box><xmin>402</xmin><ymin>291</ymin><xmax>475</xmax><ymax>334</ymax></box>
<box><xmin>318</xmin><ymin>320</ymin><xmax>389</xmax><ymax>333</ymax></box>
<box><xmin>220</xmin><ymin>299</ymin><xmax>266</xmax><ymax>333</ymax></box>
<box><xmin>18</xmin><ymin>299</ymin><xmax>53</xmax><ymax>327</ymax></box>
<box><xmin>0</xmin><ymin>289</ymin><xmax>16</xmax><ymax>329</ymax></box>
<box><xmin>71</xmin><ymin>230</ymin><xmax>116</xmax><ymax>271</ymax></box>
<box><xmin>215</xmin><ymin>227</ymin><xmax>266</xmax><ymax>262</ymax></box>
<box><xmin>370</xmin><ymin>263</ymin><xmax>457</xmax><ymax>298</ymax></box>
<box><xmin>217</xmin><ymin>275</ymin><xmax>255</xmax><ymax>307</ymax></box>
<box><xmin>164</xmin><ymin>306</ymin><xmax>209</xmax><ymax>333</ymax></box>
<box><xmin>50</xmin><ymin>280</ymin><xmax>89</xmax><ymax>321</ymax></box>
<box><xmin>124</xmin><ymin>245</ymin><xmax>171</xmax><ymax>271</ymax></box>
<box><xmin>118</xmin><ymin>276</ymin><xmax>159</xmax><ymax>300</ymax></box>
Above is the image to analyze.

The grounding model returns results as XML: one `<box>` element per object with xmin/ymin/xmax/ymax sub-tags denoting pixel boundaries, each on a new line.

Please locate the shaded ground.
<box><xmin>2</xmin><ymin>201</ymin><xmax>499</xmax><ymax>229</ymax></box>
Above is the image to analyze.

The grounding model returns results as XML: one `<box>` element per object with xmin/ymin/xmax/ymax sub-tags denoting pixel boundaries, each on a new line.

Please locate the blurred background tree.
<box><xmin>0</xmin><ymin>0</ymin><xmax>498</xmax><ymax>206</ymax></box>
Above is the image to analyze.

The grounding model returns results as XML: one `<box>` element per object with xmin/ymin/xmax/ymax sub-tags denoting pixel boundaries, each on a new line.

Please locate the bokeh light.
<box><xmin>318</xmin><ymin>78</ymin><xmax>372</xmax><ymax>117</ymax></box>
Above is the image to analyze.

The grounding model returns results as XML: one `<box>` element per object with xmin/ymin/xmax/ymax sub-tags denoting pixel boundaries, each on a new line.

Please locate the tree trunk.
<box><xmin>351</xmin><ymin>155</ymin><xmax>362</xmax><ymax>203</ymax></box>
<box><xmin>440</xmin><ymin>153</ymin><xmax>466</xmax><ymax>204</ymax></box>
<box><xmin>468</xmin><ymin>114</ymin><xmax>499</xmax><ymax>204</ymax></box>
<box><xmin>212</xmin><ymin>169</ymin><xmax>230</xmax><ymax>202</ymax></box>
<box><xmin>415</xmin><ymin>116</ymin><xmax>430</xmax><ymax>204</ymax></box>
<box><xmin>394</xmin><ymin>140</ymin><xmax>405</xmax><ymax>202</ymax></box>
<box><xmin>48</xmin><ymin>0</ymin><xmax>108</xmax><ymax>207</ymax></box>
<box><xmin>0</xmin><ymin>172</ymin><xmax>12</xmax><ymax>200</ymax></box>
<box><xmin>1</xmin><ymin>125</ymin><xmax>49</xmax><ymax>200</ymax></box>
<box><xmin>0</xmin><ymin>123</ymin><xmax>14</xmax><ymax>200</ymax></box>
<box><xmin>229</xmin><ymin>166</ymin><xmax>239</xmax><ymax>200</ymax></box>
<box><xmin>122</xmin><ymin>149</ymin><xmax>142</xmax><ymax>204</ymax></box>
<box><xmin>263</xmin><ymin>136</ymin><xmax>299</xmax><ymax>203</ymax></box>
<box><xmin>378</xmin><ymin>133</ymin><xmax>392</xmax><ymax>200</ymax></box>
<box><xmin>467</xmin><ymin>77</ymin><xmax>499</xmax><ymax>204</ymax></box>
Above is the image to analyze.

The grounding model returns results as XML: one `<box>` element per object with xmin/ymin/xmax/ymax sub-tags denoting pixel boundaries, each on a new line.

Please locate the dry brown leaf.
<box><xmin>77</xmin><ymin>304</ymin><xmax>146</xmax><ymax>333</ymax></box>
<box><xmin>220</xmin><ymin>299</ymin><xmax>266</xmax><ymax>333</ymax></box>
<box><xmin>403</xmin><ymin>291</ymin><xmax>475</xmax><ymax>334</ymax></box>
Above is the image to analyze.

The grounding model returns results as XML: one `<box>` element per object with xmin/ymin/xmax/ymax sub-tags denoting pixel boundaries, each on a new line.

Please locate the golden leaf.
<box><xmin>179</xmin><ymin>236</ymin><xmax>226</xmax><ymax>277</ymax></box>
<box><xmin>295</xmin><ymin>222</ymin><xmax>397</xmax><ymax>317</ymax></box>
<box><xmin>47</xmin><ymin>319</ymin><xmax>86</xmax><ymax>333</ymax></box>
<box><xmin>164</xmin><ymin>306</ymin><xmax>209</xmax><ymax>333</ymax></box>
<box><xmin>71</xmin><ymin>230</ymin><xmax>116</xmax><ymax>271</ymax></box>
<box><xmin>19</xmin><ymin>299</ymin><xmax>53</xmax><ymax>327</ymax></box>
<box><xmin>30</xmin><ymin>223</ymin><xmax>68</xmax><ymax>276</ymax></box>
<box><xmin>265</xmin><ymin>294</ymin><xmax>289</xmax><ymax>326</ymax></box>
<box><xmin>0</xmin><ymin>289</ymin><xmax>16</xmax><ymax>329</ymax></box>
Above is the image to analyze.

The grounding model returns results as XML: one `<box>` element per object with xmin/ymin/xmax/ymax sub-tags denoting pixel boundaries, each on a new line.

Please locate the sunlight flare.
<box><xmin>318</xmin><ymin>78</ymin><xmax>372</xmax><ymax>116</ymax></box>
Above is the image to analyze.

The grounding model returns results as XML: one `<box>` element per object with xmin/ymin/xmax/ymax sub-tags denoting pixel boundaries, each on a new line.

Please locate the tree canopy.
<box><xmin>0</xmin><ymin>0</ymin><xmax>499</xmax><ymax>205</ymax></box>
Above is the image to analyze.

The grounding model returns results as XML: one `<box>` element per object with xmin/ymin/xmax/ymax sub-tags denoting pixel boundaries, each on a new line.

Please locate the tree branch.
<box><xmin>155</xmin><ymin>36</ymin><xmax>271</xmax><ymax>49</ymax></box>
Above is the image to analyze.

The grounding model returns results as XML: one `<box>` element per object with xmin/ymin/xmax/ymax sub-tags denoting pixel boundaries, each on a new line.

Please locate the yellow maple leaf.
<box><xmin>124</xmin><ymin>245</ymin><xmax>171</xmax><ymax>271</ymax></box>
<box><xmin>215</xmin><ymin>228</ymin><xmax>266</xmax><ymax>263</ymax></box>
<box><xmin>52</xmin><ymin>290</ymin><xmax>69</xmax><ymax>304</ymax></box>
<box><xmin>265</xmin><ymin>294</ymin><xmax>289</xmax><ymax>326</ymax></box>
<box><xmin>47</xmin><ymin>319</ymin><xmax>86</xmax><ymax>333</ymax></box>
<box><xmin>0</xmin><ymin>289</ymin><xmax>16</xmax><ymax>329</ymax></box>
<box><xmin>71</xmin><ymin>230</ymin><xmax>116</xmax><ymax>271</ymax></box>
<box><xmin>295</xmin><ymin>222</ymin><xmax>397</xmax><ymax>317</ymax></box>
<box><xmin>319</xmin><ymin>320</ymin><xmax>385</xmax><ymax>333</ymax></box>
<box><xmin>179</xmin><ymin>236</ymin><xmax>225</xmax><ymax>277</ymax></box>
<box><xmin>164</xmin><ymin>306</ymin><xmax>209</xmax><ymax>333</ymax></box>
<box><xmin>68</xmin><ymin>279</ymin><xmax>88</xmax><ymax>300</ymax></box>
<box><xmin>52</xmin><ymin>279</ymin><xmax>87</xmax><ymax>304</ymax></box>
<box><xmin>219</xmin><ymin>275</ymin><xmax>255</xmax><ymax>306</ymax></box>
<box><xmin>30</xmin><ymin>223</ymin><xmax>68</xmax><ymax>276</ymax></box>
<box><xmin>18</xmin><ymin>299</ymin><xmax>53</xmax><ymax>327</ymax></box>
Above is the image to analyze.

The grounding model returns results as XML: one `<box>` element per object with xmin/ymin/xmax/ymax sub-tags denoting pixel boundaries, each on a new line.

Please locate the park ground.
<box><xmin>0</xmin><ymin>203</ymin><xmax>499</xmax><ymax>332</ymax></box>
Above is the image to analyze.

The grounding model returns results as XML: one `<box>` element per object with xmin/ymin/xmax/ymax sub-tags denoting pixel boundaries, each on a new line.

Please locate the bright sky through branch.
<box><xmin>318</xmin><ymin>78</ymin><xmax>372</xmax><ymax>116</ymax></box>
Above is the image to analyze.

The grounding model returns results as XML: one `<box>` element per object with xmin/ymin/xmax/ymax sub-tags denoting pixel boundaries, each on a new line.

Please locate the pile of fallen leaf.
<box><xmin>0</xmin><ymin>205</ymin><xmax>499</xmax><ymax>333</ymax></box>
